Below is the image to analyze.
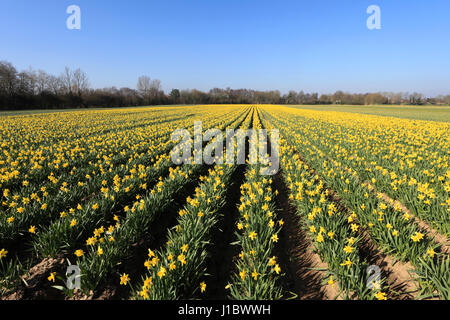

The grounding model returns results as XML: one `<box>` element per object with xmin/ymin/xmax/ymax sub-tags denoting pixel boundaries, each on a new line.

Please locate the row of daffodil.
<box><xmin>0</xmin><ymin>107</ymin><xmax>246</xmax><ymax>291</ymax></box>
<box><xmin>281</xmin><ymin>141</ymin><xmax>387</xmax><ymax>300</ymax></box>
<box><xmin>227</xmin><ymin>146</ymin><xmax>283</xmax><ymax>300</ymax></box>
<box><xmin>317</xmin><ymin>149</ymin><xmax>449</xmax><ymax>299</ymax></box>
<box><xmin>413</xmin><ymin>250</ymin><xmax>450</xmax><ymax>299</ymax></box>
<box><xmin>262</xmin><ymin>108</ymin><xmax>448</xmax><ymax>299</ymax></box>
<box><xmin>0</xmin><ymin>106</ymin><xmax>241</xmax><ymax>226</ymax></box>
<box><xmin>228</xmin><ymin>165</ymin><xmax>283</xmax><ymax>299</ymax></box>
<box><xmin>262</xmin><ymin>108</ymin><xmax>438</xmax><ymax>260</ymax></box>
<box><xmin>0</xmin><ymin>106</ymin><xmax>237</xmax><ymax>216</ymax></box>
<box><xmin>1</xmin><ymin>137</ymin><xmax>173</xmax><ymax>246</ymax></box>
<box><xmin>259</xmin><ymin>110</ymin><xmax>387</xmax><ymax>300</ymax></box>
<box><xmin>322</xmin><ymin>156</ymin><xmax>450</xmax><ymax>299</ymax></box>
<box><xmin>0</xmin><ymin>108</ymin><xmax>190</xmax><ymax>290</ymax></box>
<box><xmin>260</xmin><ymin>105</ymin><xmax>449</xmax><ymax>237</ymax></box>
<box><xmin>286</xmin><ymin>109</ymin><xmax>449</xmax><ymax>237</ymax></box>
<box><xmin>0</xmin><ymin>109</ymin><xmax>241</xmax><ymax>266</ymax></box>
<box><xmin>68</xmin><ymin>108</ymin><xmax>251</xmax><ymax>294</ymax></box>
<box><xmin>0</xmin><ymin>110</ymin><xmax>213</xmax><ymax>231</ymax></box>
<box><xmin>0</xmin><ymin>107</ymin><xmax>201</xmax><ymax>192</ymax></box>
<box><xmin>133</xmin><ymin>164</ymin><xmax>236</xmax><ymax>299</ymax></box>
<box><xmin>224</xmin><ymin>106</ymin><xmax>283</xmax><ymax>299</ymax></box>
<box><xmin>32</xmin><ymin>153</ymin><xmax>174</xmax><ymax>258</ymax></box>
<box><xmin>132</xmin><ymin>107</ymin><xmax>256</xmax><ymax>299</ymax></box>
<box><xmin>30</xmin><ymin>108</ymin><xmax>246</xmax><ymax>258</ymax></box>
<box><xmin>0</xmin><ymin>126</ymin><xmax>191</xmax><ymax>292</ymax></box>
<box><xmin>0</xmin><ymin>106</ymin><xmax>246</xmax><ymax>189</ymax></box>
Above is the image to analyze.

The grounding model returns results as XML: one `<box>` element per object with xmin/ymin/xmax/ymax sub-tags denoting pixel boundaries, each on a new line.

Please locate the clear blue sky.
<box><xmin>1</xmin><ymin>0</ymin><xmax>450</xmax><ymax>96</ymax></box>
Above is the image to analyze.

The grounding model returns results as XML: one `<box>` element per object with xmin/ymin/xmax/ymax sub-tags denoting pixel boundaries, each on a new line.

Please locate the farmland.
<box><xmin>0</xmin><ymin>104</ymin><xmax>449</xmax><ymax>300</ymax></box>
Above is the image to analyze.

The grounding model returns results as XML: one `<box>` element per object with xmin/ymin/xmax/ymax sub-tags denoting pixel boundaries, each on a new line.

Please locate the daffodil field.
<box><xmin>0</xmin><ymin>105</ymin><xmax>449</xmax><ymax>300</ymax></box>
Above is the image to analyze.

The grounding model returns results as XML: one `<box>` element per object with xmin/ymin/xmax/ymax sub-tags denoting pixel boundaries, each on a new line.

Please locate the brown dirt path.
<box><xmin>1</xmin><ymin>257</ymin><xmax>65</xmax><ymax>300</ymax></box>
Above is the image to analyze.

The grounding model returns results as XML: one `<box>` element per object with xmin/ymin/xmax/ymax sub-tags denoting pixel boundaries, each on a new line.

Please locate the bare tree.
<box><xmin>137</xmin><ymin>75</ymin><xmax>151</xmax><ymax>98</ymax></box>
<box><xmin>16</xmin><ymin>69</ymin><xmax>36</xmax><ymax>95</ymax></box>
<box><xmin>137</xmin><ymin>75</ymin><xmax>163</xmax><ymax>104</ymax></box>
<box><xmin>0</xmin><ymin>61</ymin><xmax>18</xmax><ymax>96</ymax></box>
<box><xmin>2</xmin><ymin>60</ymin><xmax>450</xmax><ymax>110</ymax></box>
<box><xmin>36</xmin><ymin>70</ymin><xmax>50</xmax><ymax>94</ymax></box>
<box><xmin>47</xmin><ymin>75</ymin><xmax>62</xmax><ymax>95</ymax></box>
<box><xmin>150</xmin><ymin>79</ymin><xmax>161</xmax><ymax>92</ymax></box>
<box><xmin>60</xmin><ymin>66</ymin><xmax>74</xmax><ymax>95</ymax></box>
<box><xmin>73</xmin><ymin>68</ymin><xmax>90</xmax><ymax>97</ymax></box>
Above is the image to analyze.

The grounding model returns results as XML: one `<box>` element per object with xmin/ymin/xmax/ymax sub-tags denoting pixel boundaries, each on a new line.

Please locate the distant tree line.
<box><xmin>1</xmin><ymin>60</ymin><xmax>449</xmax><ymax>110</ymax></box>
